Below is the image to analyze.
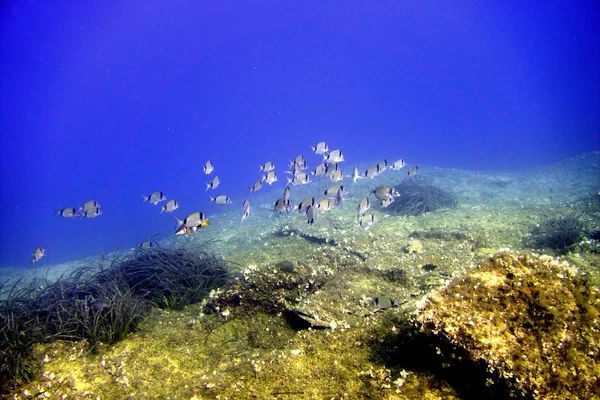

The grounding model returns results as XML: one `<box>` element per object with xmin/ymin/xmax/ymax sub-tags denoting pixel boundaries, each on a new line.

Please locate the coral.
<box><xmin>412</xmin><ymin>251</ymin><xmax>600</xmax><ymax>399</ymax></box>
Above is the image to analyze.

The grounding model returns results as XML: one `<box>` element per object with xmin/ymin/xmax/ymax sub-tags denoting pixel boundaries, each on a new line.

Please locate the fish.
<box><xmin>407</xmin><ymin>165</ymin><xmax>419</xmax><ymax>177</ymax></box>
<box><xmin>390</xmin><ymin>159</ymin><xmax>406</xmax><ymax>170</ymax></box>
<box><xmin>381</xmin><ymin>198</ymin><xmax>395</xmax><ymax>208</ymax></box>
<box><xmin>351</xmin><ymin>166</ymin><xmax>364</xmax><ymax>183</ymax></box>
<box><xmin>83</xmin><ymin>206</ymin><xmax>102</xmax><ymax>218</ymax></box>
<box><xmin>90</xmin><ymin>298</ymin><xmax>111</xmax><ymax>310</ymax></box>
<box><xmin>81</xmin><ymin>200</ymin><xmax>101</xmax><ymax>211</ymax></box>
<box><xmin>359</xmin><ymin>213</ymin><xmax>376</xmax><ymax>229</ymax></box>
<box><xmin>377</xmin><ymin>160</ymin><xmax>389</xmax><ymax>173</ymax></box>
<box><xmin>263</xmin><ymin>171</ymin><xmax>277</xmax><ymax>185</ymax></box>
<box><xmin>175</xmin><ymin>219</ymin><xmax>211</xmax><ymax>235</ymax></box>
<box><xmin>334</xmin><ymin>186</ymin><xmax>344</xmax><ymax>207</ymax></box>
<box><xmin>206</xmin><ymin>175</ymin><xmax>221</xmax><ymax>191</ymax></box>
<box><xmin>363</xmin><ymin>164</ymin><xmax>380</xmax><ymax>179</ymax></box>
<box><xmin>372</xmin><ymin>186</ymin><xmax>401</xmax><ymax>200</ymax></box>
<box><xmin>325</xmin><ymin>163</ymin><xmax>338</xmax><ymax>178</ymax></box>
<box><xmin>210</xmin><ymin>195</ymin><xmax>233</xmax><ymax>205</ymax></box>
<box><xmin>241</xmin><ymin>200</ymin><xmax>250</xmax><ymax>223</ymax></box>
<box><xmin>323</xmin><ymin>185</ymin><xmax>346</xmax><ymax>198</ymax></box>
<box><xmin>311</xmin><ymin>142</ymin><xmax>329</xmax><ymax>155</ymax></box>
<box><xmin>287</xmin><ymin>172</ymin><xmax>311</xmax><ymax>186</ymax></box>
<box><xmin>316</xmin><ymin>198</ymin><xmax>335</xmax><ymax>212</ymax></box>
<box><xmin>273</xmin><ymin>197</ymin><xmax>293</xmax><ymax>213</ymax></box>
<box><xmin>32</xmin><ymin>247</ymin><xmax>45</xmax><ymax>265</ymax></box>
<box><xmin>160</xmin><ymin>200</ymin><xmax>179</xmax><ymax>214</ymax></box>
<box><xmin>203</xmin><ymin>160</ymin><xmax>214</xmax><ymax>175</ymax></box>
<box><xmin>312</xmin><ymin>163</ymin><xmax>327</xmax><ymax>177</ymax></box>
<box><xmin>174</xmin><ymin>211</ymin><xmax>208</xmax><ymax>229</ymax></box>
<box><xmin>143</xmin><ymin>191</ymin><xmax>167</xmax><ymax>205</ymax></box>
<box><xmin>330</xmin><ymin>169</ymin><xmax>344</xmax><ymax>183</ymax></box>
<box><xmin>55</xmin><ymin>207</ymin><xmax>79</xmax><ymax>218</ymax></box>
<box><xmin>370</xmin><ymin>297</ymin><xmax>398</xmax><ymax>310</ymax></box>
<box><xmin>249</xmin><ymin>179</ymin><xmax>263</xmax><ymax>194</ymax></box>
<box><xmin>357</xmin><ymin>197</ymin><xmax>370</xmax><ymax>216</ymax></box>
<box><xmin>260</xmin><ymin>161</ymin><xmax>275</xmax><ymax>172</ymax></box>
<box><xmin>297</xmin><ymin>197</ymin><xmax>315</xmax><ymax>213</ymax></box>
<box><xmin>306</xmin><ymin>205</ymin><xmax>315</xmax><ymax>226</ymax></box>
<box><xmin>324</xmin><ymin>149</ymin><xmax>344</xmax><ymax>164</ymax></box>
<box><xmin>282</xmin><ymin>186</ymin><xmax>291</xmax><ymax>204</ymax></box>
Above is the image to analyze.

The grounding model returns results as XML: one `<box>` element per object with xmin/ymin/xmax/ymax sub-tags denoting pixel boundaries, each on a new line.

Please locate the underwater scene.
<box><xmin>1</xmin><ymin>2</ymin><xmax>599</xmax><ymax>399</ymax></box>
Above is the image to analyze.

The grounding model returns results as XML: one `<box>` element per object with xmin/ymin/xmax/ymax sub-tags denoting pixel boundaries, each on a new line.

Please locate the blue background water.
<box><xmin>1</xmin><ymin>1</ymin><xmax>599</xmax><ymax>267</ymax></box>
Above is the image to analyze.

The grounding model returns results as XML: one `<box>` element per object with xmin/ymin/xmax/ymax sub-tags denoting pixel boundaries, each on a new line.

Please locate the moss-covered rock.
<box><xmin>412</xmin><ymin>251</ymin><xmax>600</xmax><ymax>399</ymax></box>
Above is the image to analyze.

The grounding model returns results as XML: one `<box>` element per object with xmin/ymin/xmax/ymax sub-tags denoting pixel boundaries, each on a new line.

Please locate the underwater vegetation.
<box><xmin>0</xmin><ymin>246</ymin><xmax>233</xmax><ymax>393</ymax></box>
<box><xmin>387</xmin><ymin>181</ymin><xmax>456</xmax><ymax>216</ymax></box>
<box><xmin>412</xmin><ymin>251</ymin><xmax>600</xmax><ymax>399</ymax></box>
<box><xmin>527</xmin><ymin>214</ymin><xmax>586</xmax><ymax>255</ymax></box>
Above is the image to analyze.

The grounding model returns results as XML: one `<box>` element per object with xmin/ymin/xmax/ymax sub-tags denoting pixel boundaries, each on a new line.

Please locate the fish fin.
<box><xmin>173</xmin><ymin>216</ymin><xmax>183</xmax><ymax>229</ymax></box>
<box><xmin>142</xmin><ymin>194</ymin><xmax>149</xmax><ymax>203</ymax></box>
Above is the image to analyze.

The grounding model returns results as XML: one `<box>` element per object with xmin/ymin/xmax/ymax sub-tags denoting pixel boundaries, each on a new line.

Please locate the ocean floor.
<box><xmin>2</xmin><ymin>152</ymin><xmax>599</xmax><ymax>399</ymax></box>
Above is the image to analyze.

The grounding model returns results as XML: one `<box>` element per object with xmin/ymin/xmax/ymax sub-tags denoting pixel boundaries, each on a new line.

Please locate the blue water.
<box><xmin>1</xmin><ymin>1</ymin><xmax>599</xmax><ymax>268</ymax></box>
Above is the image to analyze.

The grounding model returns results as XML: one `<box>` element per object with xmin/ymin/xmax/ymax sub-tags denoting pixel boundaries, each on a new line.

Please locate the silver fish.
<box><xmin>32</xmin><ymin>247</ymin><xmax>45</xmax><ymax>265</ymax></box>
<box><xmin>260</xmin><ymin>161</ymin><xmax>275</xmax><ymax>172</ymax></box>
<box><xmin>316</xmin><ymin>198</ymin><xmax>335</xmax><ymax>212</ymax></box>
<box><xmin>249</xmin><ymin>179</ymin><xmax>263</xmax><ymax>194</ymax></box>
<box><xmin>377</xmin><ymin>160</ymin><xmax>388</xmax><ymax>173</ymax></box>
<box><xmin>407</xmin><ymin>165</ymin><xmax>419</xmax><ymax>177</ymax></box>
<box><xmin>83</xmin><ymin>206</ymin><xmax>102</xmax><ymax>218</ymax></box>
<box><xmin>81</xmin><ymin>200</ymin><xmax>101</xmax><ymax>211</ymax></box>
<box><xmin>330</xmin><ymin>169</ymin><xmax>344</xmax><ymax>183</ymax></box>
<box><xmin>288</xmin><ymin>172</ymin><xmax>311</xmax><ymax>186</ymax></box>
<box><xmin>311</xmin><ymin>142</ymin><xmax>329</xmax><ymax>155</ymax></box>
<box><xmin>273</xmin><ymin>198</ymin><xmax>293</xmax><ymax>213</ymax></box>
<box><xmin>241</xmin><ymin>200</ymin><xmax>250</xmax><ymax>223</ymax></box>
<box><xmin>306</xmin><ymin>205</ymin><xmax>315</xmax><ymax>226</ymax></box>
<box><xmin>351</xmin><ymin>166</ymin><xmax>364</xmax><ymax>183</ymax></box>
<box><xmin>175</xmin><ymin>218</ymin><xmax>210</xmax><ymax>235</ymax></box>
<box><xmin>298</xmin><ymin>197</ymin><xmax>315</xmax><ymax>213</ymax></box>
<box><xmin>334</xmin><ymin>186</ymin><xmax>344</xmax><ymax>207</ymax></box>
<box><xmin>55</xmin><ymin>207</ymin><xmax>79</xmax><ymax>218</ymax></box>
<box><xmin>263</xmin><ymin>171</ymin><xmax>277</xmax><ymax>185</ymax></box>
<box><xmin>373</xmin><ymin>186</ymin><xmax>400</xmax><ymax>200</ymax></box>
<box><xmin>324</xmin><ymin>149</ymin><xmax>344</xmax><ymax>164</ymax></box>
<box><xmin>390</xmin><ymin>159</ymin><xmax>406</xmax><ymax>170</ymax></box>
<box><xmin>359</xmin><ymin>214</ymin><xmax>376</xmax><ymax>229</ymax></box>
<box><xmin>323</xmin><ymin>185</ymin><xmax>346</xmax><ymax>198</ymax></box>
<box><xmin>357</xmin><ymin>197</ymin><xmax>370</xmax><ymax>216</ymax></box>
<box><xmin>282</xmin><ymin>186</ymin><xmax>291</xmax><ymax>204</ymax></box>
<box><xmin>325</xmin><ymin>163</ymin><xmax>338</xmax><ymax>178</ymax></box>
<box><xmin>160</xmin><ymin>200</ymin><xmax>179</xmax><ymax>214</ymax></box>
<box><xmin>175</xmin><ymin>212</ymin><xmax>208</xmax><ymax>229</ymax></box>
<box><xmin>363</xmin><ymin>165</ymin><xmax>380</xmax><ymax>179</ymax></box>
<box><xmin>203</xmin><ymin>160</ymin><xmax>214</xmax><ymax>175</ymax></box>
<box><xmin>312</xmin><ymin>163</ymin><xmax>327</xmax><ymax>177</ymax></box>
<box><xmin>206</xmin><ymin>175</ymin><xmax>220</xmax><ymax>191</ymax></box>
<box><xmin>381</xmin><ymin>198</ymin><xmax>395</xmax><ymax>208</ymax></box>
<box><xmin>210</xmin><ymin>195</ymin><xmax>232</xmax><ymax>205</ymax></box>
<box><xmin>143</xmin><ymin>192</ymin><xmax>167</xmax><ymax>205</ymax></box>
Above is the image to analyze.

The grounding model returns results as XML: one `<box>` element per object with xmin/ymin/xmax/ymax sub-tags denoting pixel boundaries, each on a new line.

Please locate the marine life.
<box><xmin>274</xmin><ymin>197</ymin><xmax>293</xmax><ymax>213</ymax></box>
<box><xmin>380</xmin><ymin>198</ymin><xmax>395</xmax><ymax>208</ymax></box>
<box><xmin>316</xmin><ymin>198</ymin><xmax>335</xmax><ymax>212</ymax></box>
<box><xmin>210</xmin><ymin>195</ymin><xmax>232</xmax><ymax>205</ymax></box>
<box><xmin>249</xmin><ymin>179</ymin><xmax>263</xmax><ymax>193</ymax></box>
<box><xmin>174</xmin><ymin>211</ymin><xmax>207</xmax><ymax>229</ymax></box>
<box><xmin>311</xmin><ymin>141</ymin><xmax>329</xmax><ymax>155</ymax></box>
<box><xmin>288</xmin><ymin>172</ymin><xmax>311</xmax><ymax>186</ymax></box>
<box><xmin>357</xmin><ymin>197</ymin><xmax>370</xmax><ymax>216</ymax></box>
<box><xmin>407</xmin><ymin>165</ymin><xmax>419</xmax><ymax>177</ymax></box>
<box><xmin>81</xmin><ymin>200</ymin><xmax>101</xmax><ymax>212</ymax></box>
<box><xmin>140</xmin><ymin>234</ymin><xmax>159</xmax><ymax>249</ymax></box>
<box><xmin>160</xmin><ymin>200</ymin><xmax>179</xmax><ymax>214</ymax></box>
<box><xmin>372</xmin><ymin>186</ymin><xmax>401</xmax><ymax>200</ymax></box>
<box><xmin>390</xmin><ymin>159</ymin><xmax>406</xmax><ymax>170</ymax></box>
<box><xmin>83</xmin><ymin>206</ymin><xmax>102</xmax><ymax>218</ymax></box>
<box><xmin>312</xmin><ymin>162</ymin><xmax>327</xmax><ymax>177</ymax></box>
<box><xmin>175</xmin><ymin>219</ymin><xmax>210</xmax><ymax>235</ymax></box>
<box><xmin>377</xmin><ymin>159</ymin><xmax>388</xmax><ymax>173</ymax></box>
<box><xmin>263</xmin><ymin>170</ymin><xmax>277</xmax><ymax>185</ymax></box>
<box><xmin>55</xmin><ymin>207</ymin><xmax>79</xmax><ymax>218</ymax></box>
<box><xmin>351</xmin><ymin>166</ymin><xmax>364</xmax><ymax>183</ymax></box>
<box><xmin>323</xmin><ymin>184</ymin><xmax>346</xmax><ymax>198</ymax></box>
<box><xmin>325</xmin><ymin>163</ymin><xmax>338</xmax><ymax>178</ymax></box>
<box><xmin>260</xmin><ymin>161</ymin><xmax>275</xmax><ymax>172</ymax></box>
<box><xmin>241</xmin><ymin>200</ymin><xmax>250</xmax><ymax>223</ymax></box>
<box><xmin>206</xmin><ymin>175</ymin><xmax>220</xmax><ymax>191</ymax></box>
<box><xmin>334</xmin><ymin>186</ymin><xmax>344</xmax><ymax>207</ymax></box>
<box><xmin>359</xmin><ymin>213</ymin><xmax>376</xmax><ymax>229</ymax></box>
<box><xmin>297</xmin><ymin>196</ymin><xmax>315</xmax><ymax>213</ymax></box>
<box><xmin>282</xmin><ymin>186</ymin><xmax>291</xmax><ymax>204</ymax></box>
<box><xmin>306</xmin><ymin>204</ymin><xmax>315</xmax><ymax>226</ymax></box>
<box><xmin>143</xmin><ymin>191</ymin><xmax>167</xmax><ymax>205</ymax></box>
<box><xmin>363</xmin><ymin>164</ymin><xmax>380</xmax><ymax>179</ymax></box>
<box><xmin>324</xmin><ymin>149</ymin><xmax>344</xmax><ymax>164</ymax></box>
<box><xmin>203</xmin><ymin>160</ymin><xmax>214</xmax><ymax>174</ymax></box>
<box><xmin>31</xmin><ymin>247</ymin><xmax>45</xmax><ymax>265</ymax></box>
<box><xmin>330</xmin><ymin>169</ymin><xmax>344</xmax><ymax>183</ymax></box>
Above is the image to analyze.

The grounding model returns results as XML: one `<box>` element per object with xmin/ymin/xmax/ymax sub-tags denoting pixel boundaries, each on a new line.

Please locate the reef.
<box><xmin>412</xmin><ymin>251</ymin><xmax>600</xmax><ymax>399</ymax></box>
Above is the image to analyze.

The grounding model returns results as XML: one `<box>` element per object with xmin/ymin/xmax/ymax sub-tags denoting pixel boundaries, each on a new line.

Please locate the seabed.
<box><xmin>2</xmin><ymin>153</ymin><xmax>599</xmax><ymax>399</ymax></box>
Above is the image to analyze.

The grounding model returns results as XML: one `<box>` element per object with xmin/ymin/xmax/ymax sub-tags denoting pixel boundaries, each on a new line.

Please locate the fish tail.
<box><xmin>142</xmin><ymin>194</ymin><xmax>149</xmax><ymax>203</ymax></box>
<box><xmin>173</xmin><ymin>216</ymin><xmax>183</xmax><ymax>229</ymax></box>
<box><xmin>205</xmin><ymin>182</ymin><xmax>211</xmax><ymax>191</ymax></box>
